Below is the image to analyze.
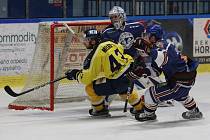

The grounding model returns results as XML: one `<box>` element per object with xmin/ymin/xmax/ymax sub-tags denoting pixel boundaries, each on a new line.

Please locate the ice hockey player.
<box><xmin>102</xmin><ymin>6</ymin><xmax>145</xmax><ymax>58</ymax></box>
<box><xmin>103</xmin><ymin>6</ymin><xmax>151</xmax><ymax>87</ymax></box>
<box><xmin>127</xmin><ymin>24</ymin><xmax>203</xmax><ymax>121</ymax></box>
<box><xmin>102</xmin><ymin>6</ymin><xmax>149</xmax><ymax>90</ymax></box>
<box><xmin>102</xmin><ymin>6</ymin><xmax>174</xmax><ymax>107</ymax></box>
<box><xmin>65</xmin><ymin>28</ymin><xmax>144</xmax><ymax>117</ymax></box>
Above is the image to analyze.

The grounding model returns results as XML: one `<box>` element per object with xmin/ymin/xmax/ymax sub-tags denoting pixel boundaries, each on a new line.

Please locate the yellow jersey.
<box><xmin>77</xmin><ymin>41</ymin><xmax>133</xmax><ymax>85</ymax></box>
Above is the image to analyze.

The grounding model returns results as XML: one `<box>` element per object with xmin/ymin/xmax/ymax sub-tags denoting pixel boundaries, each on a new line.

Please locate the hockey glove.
<box><xmin>126</xmin><ymin>65</ymin><xmax>145</xmax><ymax>80</ymax></box>
<box><xmin>133</xmin><ymin>38</ymin><xmax>152</xmax><ymax>50</ymax></box>
<box><xmin>65</xmin><ymin>69</ymin><xmax>80</xmax><ymax>80</ymax></box>
<box><xmin>126</xmin><ymin>66</ymin><xmax>152</xmax><ymax>80</ymax></box>
<box><xmin>126</xmin><ymin>56</ymin><xmax>151</xmax><ymax>81</ymax></box>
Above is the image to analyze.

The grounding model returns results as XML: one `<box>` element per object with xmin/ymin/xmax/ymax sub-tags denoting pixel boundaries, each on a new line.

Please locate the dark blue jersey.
<box><xmin>102</xmin><ymin>22</ymin><xmax>145</xmax><ymax>57</ymax></box>
<box><xmin>150</xmin><ymin>43</ymin><xmax>198</xmax><ymax>81</ymax></box>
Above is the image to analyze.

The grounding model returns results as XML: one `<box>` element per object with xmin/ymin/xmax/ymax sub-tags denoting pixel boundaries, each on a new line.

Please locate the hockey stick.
<box><xmin>123</xmin><ymin>81</ymin><xmax>134</xmax><ymax>112</ymax></box>
<box><xmin>4</xmin><ymin>76</ymin><xmax>67</xmax><ymax>97</ymax></box>
<box><xmin>63</xmin><ymin>23</ymin><xmax>75</xmax><ymax>34</ymax></box>
<box><xmin>63</xmin><ymin>23</ymin><xmax>85</xmax><ymax>42</ymax></box>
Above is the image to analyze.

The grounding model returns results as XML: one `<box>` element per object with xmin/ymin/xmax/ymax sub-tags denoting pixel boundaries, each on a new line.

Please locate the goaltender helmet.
<box><xmin>108</xmin><ymin>6</ymin><xmax>126</xmax><ymax>30</ymax></box>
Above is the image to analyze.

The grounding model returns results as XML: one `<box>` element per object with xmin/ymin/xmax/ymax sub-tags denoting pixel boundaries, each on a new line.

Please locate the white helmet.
<box><xmin>108</xmin><ymin>6</ymin><xmax>126</xmax><ymax>30</ymax></box>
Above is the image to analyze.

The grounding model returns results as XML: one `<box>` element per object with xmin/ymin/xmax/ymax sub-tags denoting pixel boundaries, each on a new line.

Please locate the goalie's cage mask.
<box><xmin>109</xmin><ymin>6</ymin><xmax>126</xmax><ymax>30</ymax></box>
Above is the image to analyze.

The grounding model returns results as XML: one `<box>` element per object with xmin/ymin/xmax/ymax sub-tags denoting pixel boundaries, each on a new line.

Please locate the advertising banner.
<box><xmin>193</xmin><ymin>18</ymin><xmax>210</xmax><ymax>63</ymax></box>
<box><xmin>0</xmin><ymin>18</ymin><xmax>208</xmax><ymax>78</ymax></box>
<box><xmin>0</xmin><ymin>23</ymin><xmax>38</xmax><ymax>75</ymax></box>
<box><xmin>152</xmin><ymin>19</ymin><xmax>193</xmax><ymax>58</ymax></box>
<box><xmin>62</xmin><ymin>22</ymin><xmax>109</xmax><ymax>70</ymax></box>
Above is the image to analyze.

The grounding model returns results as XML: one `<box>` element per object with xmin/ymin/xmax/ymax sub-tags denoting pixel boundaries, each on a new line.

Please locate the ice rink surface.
<box><xmin>0</xmin><ymin>74</ymin><xmax>210</xmax><ymax>140</ymax></box>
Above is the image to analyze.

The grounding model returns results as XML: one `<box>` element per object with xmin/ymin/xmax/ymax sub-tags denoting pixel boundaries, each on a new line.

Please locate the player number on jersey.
<box><xmin>109</xmin><ymin>48</ymin><xmax>127</xmax><ymax>72</ymax></box>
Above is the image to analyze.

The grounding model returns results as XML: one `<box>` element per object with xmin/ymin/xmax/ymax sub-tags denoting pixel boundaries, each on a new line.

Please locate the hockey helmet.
<box><xmin>147</xmin><ymin>24</ymin><xmax>163</xmax><ymax>41</ymax></box>
<box><xmin>108</xmin><ymin>6</ymin><xmax>126</xmax><ymax>30</ymax></box>
<box><xmin>83</xmin><ymin>28</ymin><xmax>101</xmax><ymax>49</ymax></box>
<box><xmin>84</xmin><ymin>28</ymin><xmax>101</xmax><ymax>40</ymax></box>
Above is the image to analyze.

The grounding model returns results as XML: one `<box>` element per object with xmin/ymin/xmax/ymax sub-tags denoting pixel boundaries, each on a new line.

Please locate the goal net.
<box><xmin>8</xmin><ymin>21</ymin><xmax>110</xmax><ymax>111</ymax></box>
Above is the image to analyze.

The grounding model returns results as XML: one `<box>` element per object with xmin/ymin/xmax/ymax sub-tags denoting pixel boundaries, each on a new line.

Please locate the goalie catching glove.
<box><xmin>126</xmin><ymin>56</ymin><xmax>151</xmax><ymax>80</ymax></box>
<box><xmin>65</xmin><ymin>69</ymin><xmax>81</xmax><ymax>80</ymax></box>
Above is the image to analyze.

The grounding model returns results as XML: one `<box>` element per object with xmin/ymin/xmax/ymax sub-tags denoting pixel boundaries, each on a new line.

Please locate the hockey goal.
<box><xmin>8</xmin><ymin>21</ymin><xmax>110</xmax><ymax>111</ymax></box>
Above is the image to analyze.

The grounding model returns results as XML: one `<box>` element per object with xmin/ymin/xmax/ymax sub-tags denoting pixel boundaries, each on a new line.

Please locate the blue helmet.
<box><xmin>147</xmin><ymin>24</ymin><xmax>163</xmax><ymax>41</ymax></box>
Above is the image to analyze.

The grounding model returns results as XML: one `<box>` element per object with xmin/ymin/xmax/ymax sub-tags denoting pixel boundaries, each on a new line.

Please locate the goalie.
<box><xmin>65</xmin><ymin>28</ymin><xmax>144</xmax><ymax>117</ymax></box>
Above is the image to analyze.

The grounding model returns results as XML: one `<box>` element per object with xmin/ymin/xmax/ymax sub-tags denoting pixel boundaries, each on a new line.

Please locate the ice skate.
<box><xmin>135</xmin><ymin>111</ymin><xmax>157</xmax><ymax>122</ymax></box>
<box><xmin>130</xmin><ymin>107</ymin><xmax>143</xmax><ymax>115</ymax></box>
<box><xmin>89</xmin><ymin>108</ymin><xmax>111</xmax><ymax>117</ymax></box>
<box><xmin>182</xmin><ymin>107</ymin><xmax>203</xmax><ymax>120</ymax></box>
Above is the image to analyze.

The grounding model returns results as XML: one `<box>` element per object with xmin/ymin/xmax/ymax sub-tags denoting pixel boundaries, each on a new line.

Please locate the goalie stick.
<box><xmin>4</xmin><ymin>76</ymin><xmax>67</xmax><ymax>97</ymax></box>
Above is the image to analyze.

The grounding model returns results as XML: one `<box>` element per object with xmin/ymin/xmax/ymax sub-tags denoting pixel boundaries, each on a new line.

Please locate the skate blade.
<box><xmin>90</xmin><ymin>114</ymin><xmax>111</xmax><ymax>118</ymax></box>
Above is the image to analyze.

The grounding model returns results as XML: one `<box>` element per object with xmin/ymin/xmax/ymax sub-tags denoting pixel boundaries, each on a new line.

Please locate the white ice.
<box><xmin>0</xmin><ymin>74</ymin><xmax>210</xmax><ymax>140</ymax></box>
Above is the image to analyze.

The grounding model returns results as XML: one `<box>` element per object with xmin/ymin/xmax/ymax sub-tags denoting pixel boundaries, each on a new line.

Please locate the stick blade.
<box><xmin>4</xmin><ymin>86</ymin><xmax>19</xmax><ymax>97</ymax></box>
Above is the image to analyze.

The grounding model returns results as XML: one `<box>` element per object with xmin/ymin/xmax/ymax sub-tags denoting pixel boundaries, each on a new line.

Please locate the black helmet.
<box><xmin>84</xmin><ymin>28</ymin><xmax>101</xmax><ymax>40</ymax></box>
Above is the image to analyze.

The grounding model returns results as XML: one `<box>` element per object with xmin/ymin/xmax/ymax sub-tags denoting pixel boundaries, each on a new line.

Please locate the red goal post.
<box><xmin>8</xmin><ymin>20</ymin><xmax>111</xmax><ymax>111</ymax></box>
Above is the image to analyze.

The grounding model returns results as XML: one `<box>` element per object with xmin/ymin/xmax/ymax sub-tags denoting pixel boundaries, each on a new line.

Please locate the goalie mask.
<box><xmin>83</xmin><ymin>29</ymin><xmax>101</xmax><ymax>49</ymax></box>
<box><xmin>109</xmin><ymin>6</ymin><xmax>126</xmax><ymax>30</ymax></box>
